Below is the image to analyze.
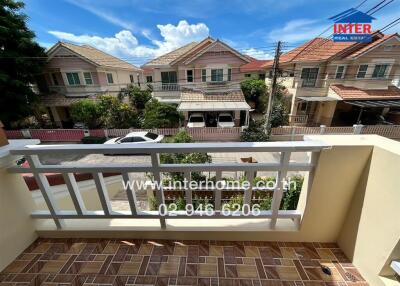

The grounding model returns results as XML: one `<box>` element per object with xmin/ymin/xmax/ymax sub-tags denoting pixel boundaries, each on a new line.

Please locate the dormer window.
<box><xmin>83</xmin><ymin>72</ymin><xmax>93</xmax><ymax>85</ymax></box>
<box><xmin>107</xmin><ymin>73</ymin><xmax>114</xmax><ymax>84</ymax></box>
<box><xmin>66</xmin><ymin>72</ymin><xmax>80</xmax><ymax>85</ymax></box>
<box><xmin>372</xmin><ymin>64</ymin><xmax>389</xmax><ymax>78</ymax></box>
<box><xmin>227</xmin><ymin>68</ymin><xmax>232</xmax><ymax>81</ymax></box>
<box><xmin>211</xmin><ymin>69</ymin><xmax>223</xmax><ymax>82</ymax></box>
<box><xmin>335</xmin><ymin>65</ymin><xmax>346</xmax><ymax>79</ymax></box>
<box><xmin>356</xmin><ymin>65</ymin><xmax>368</xmax><ymax>78</ymax></box>
<box><xmin>201</xmin><ymin>69</ymin><xmax>206</xmax><ymax>82</ymax></box>
<box><xmin>186</xmin><ymin>70</ymin><xmax>193</xmax><ymax>83</ymax></box>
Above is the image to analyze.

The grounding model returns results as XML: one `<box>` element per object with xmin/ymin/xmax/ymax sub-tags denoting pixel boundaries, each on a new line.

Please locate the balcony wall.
<box><xmin>1</xmin><ymin>136</ymin><xmax>400</xmax><ymax>285</ymax></box>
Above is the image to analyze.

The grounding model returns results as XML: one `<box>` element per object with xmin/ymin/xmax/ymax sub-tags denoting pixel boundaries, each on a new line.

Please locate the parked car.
<box><xmin>104</xmin><ymin>132</ymin><xmax>164</xmax><ymax>144</ymax></box>
<box><xmin>217</xmin><ymin>113</ymin><xmax>235</xmax><ymax>128</ymax></box>
<box><xmin>187</xmin><ymin>113</ymin><xmax>205</xmax><ymax>128</ymax></box>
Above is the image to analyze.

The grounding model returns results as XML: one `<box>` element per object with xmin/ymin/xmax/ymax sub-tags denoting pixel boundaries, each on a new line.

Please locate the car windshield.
<box><xmin>190</xmin><ymin>116</ymin><xmax>203</xmax><ymax>122</ymax></box>
<box><xmin>145</xmin><ymin>132</ymin><xmax>159</xmax><ymax>140</ymax></box>
<box><xmin>219</xmin><ymin>116</ymin><xmax>232</xmax><ymax>122</ymax></box>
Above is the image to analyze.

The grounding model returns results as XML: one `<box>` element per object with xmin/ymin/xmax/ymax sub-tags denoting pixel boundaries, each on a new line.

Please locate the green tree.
<box><xmin>69</xmin><ymin>100</ymin><xmax>100</xmax><ymax>128</ymax></box>
<box><xmin>0</xmin><ymin>0</ymin><xmax>47</xmax><ymax>127</ymax></box>
<box><xmin>143</xmin><ymin>99</ymin><xmax>182</xmax><ymax>128</ymax></box>
<box><xmin>269</xmin><ymin>84</ymin><xmax>289</xmax><ymax>127</ymax></box>
<box><xmin>240</xmin><ymin>79</ymin><xmax>268</xmax><ymax>112</ymax></box>
<box><xmin>97</xmin><ymin>95</ymin><xmax>140</xmax><ymax>128</ymax></box>
<box><xmin>240</xmin><ymin>119</ymin><xmax>269</xmax><ymax>142</ymax></box>
<box><xmin>127</xmin><ymin>85</ymin><xmax>152</xmax><ymax>110</ymax></box>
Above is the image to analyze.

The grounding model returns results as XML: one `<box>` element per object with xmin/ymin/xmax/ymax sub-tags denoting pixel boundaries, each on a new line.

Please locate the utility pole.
<box><xmin>264</xmin><ymin>41</ymin><xmax>282</xmax><ymax>132</ymax></box>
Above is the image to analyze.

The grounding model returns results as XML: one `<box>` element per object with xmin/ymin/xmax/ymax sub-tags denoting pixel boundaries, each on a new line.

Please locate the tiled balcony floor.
<box><xmin>0</xmin><ymin>238</ymin><xmax>368</xmax><ymax>286</ymax></box>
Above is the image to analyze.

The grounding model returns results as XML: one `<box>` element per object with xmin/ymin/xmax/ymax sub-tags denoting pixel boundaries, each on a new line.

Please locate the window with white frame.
<box><xmin>227</xmin><ymin>68</ymin><xmax>232</xmax><ymax>81</ymax></box>
<box><xmin>211</xmin><ymin>69</ymin><xmax>223</xmax><ymax>82</ymax></box>
<box><xmin>106</xmin><ymin>73</ymin><xmax>114</xmax><ymax>84</ymax></box>
<box><xmin>356</xmin><ymin>65</ymin><xmax>368</xmax><ymax>78</ymax></box>
<box><xmin>83</xmin><ymin>72</ymin><xmax>93</xmax><ymax>85</ymax></box>
<box><xmin>66</xmin><ymin>72</ymin><xmax>80</xmax><ymax>85</ymax></box>
<box><xmin>186</xmin><ymin>70</ymin><xmax>194</xmax><ymax>82</ymax></box>
<box><xmin>201</xmin><ymin>69</ymin><xmax>206</xmax><ymax>82</ymax></box>
<box><xmin>129</xmin><ymin>74</ymin><xmax>134</xmax><ymax>83</ymax></box>
<box><xmin>372</xmin><ymin>64</ymin><xmax>389</xmax><ymax>78</ymax></box>
<box><xmin>146</xmin><ymin>76</ymin><xmax>153</xmax><ymax>83</ymax></box>
<box><xmin>335</xmin><ymin>65</ymin><xmax>346</xmax><ymax>79</ymax></box>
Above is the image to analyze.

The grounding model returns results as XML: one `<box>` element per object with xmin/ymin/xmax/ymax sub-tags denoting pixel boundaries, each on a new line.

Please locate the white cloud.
<box><xmin>267</xmin><ymin>19</ymin><xmax>328</xmax><ymax>43</ymax></box>
<box><xmin>242</xmin><ymin>48</ymin><xmax>272</xmax><ymax>60</ymax></box>
<box><xmin>65</xmin><ymin>0</ymin><xmax>137</xmax><ymax>31</ymax></box>
<box><xmin>48</xmin><ymin>20</ymin><xmax>210</xmax><ymax>65</ymax></box>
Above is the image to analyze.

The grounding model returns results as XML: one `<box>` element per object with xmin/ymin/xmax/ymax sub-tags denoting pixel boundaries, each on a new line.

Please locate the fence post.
<box><xmin>21</xmin><ymin>129</ymin><xmax>31</xmax><ymax>139</ymax></box>
<box><xmin>290</xmin><ymin>126</ymin><xmax>296</xmax><ymax>141</ymax></box>
<box><xmin>353</xmin><ymin>124</ymin><xmax>364</xmax><ymax>134</ymax></box>
<box><xmin>104</xmin><ymin>129</ymin><xmax>109</xmax><ymax>139</ymax></box>
<box><xmin>320</xmin><ymin>125</ymin><xmax>326</xmax><ymax>134</ymax></box>
<box><xmin>83</xmin><ymin>129</ymin><xmax>90</xmax><ymax>137</ymax></box>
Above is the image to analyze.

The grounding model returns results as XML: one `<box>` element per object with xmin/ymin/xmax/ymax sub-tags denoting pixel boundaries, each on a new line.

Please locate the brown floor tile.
<box><xmin>173</xmin><ymin>245</ymin><xmax>188</xmax><ymax>256</ymax></box>
<box><xmin>237</xmin><ymin>265</ymin><xmax>258</xmax><ymax>278</ymax></box>
<box><xmin>198</xmin><ymin>264</ymin><xmax>218</xmax><ymax>277</ymax></box>
<box><xmin>209</xmin><ymin>246</ymin><xmax>223</xmax><ymax>257</ymax></box>
<box><xmin>159</xmin><ymin>262</ymin><xmax>179</xmax><ymax>276</ymax></box>
<box><xmin>2</xmin><ymin>261</ymin><xmax>30</xmax><ymax>273</ymax></box>
<box><xmin>276</xmin><ymin>266</ymin><xmax>301</xmax><ymax>280</ymax></box>
<box><xmin>244</xmin><ymin>246</ymin><xmax>260</xmax><ymax>257</ymax></box>
<box><xmin>40</xmin><ymin>261</ymin><xmax>65</xmax><ymax>273</ymax></box>
<box><xmin>118</xmin><ymin>262</ymin><xmax>140</xmax><ymax>275</ymax></box>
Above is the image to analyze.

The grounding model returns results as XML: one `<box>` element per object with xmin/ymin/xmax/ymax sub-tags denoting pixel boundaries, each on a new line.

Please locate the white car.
<box><xmin>217</xmin><ymin>113</ymin><xmax>235</xmax><ymax>128</ymax></box>
<box><xmin>187</xmin><ymin>113</ymin><xmax>205</xmax><ymax>128</ymax></box>
<box><xmin>104</xmin><ymin>132</ymin><xmax>164</xmax><ymax>144</ymax></box>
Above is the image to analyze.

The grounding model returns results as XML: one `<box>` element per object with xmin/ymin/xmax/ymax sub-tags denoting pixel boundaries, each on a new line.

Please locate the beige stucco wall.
<box><xmin>338</xmin><ymin>144</ymin><xmax>400</xmax><ymax>286</ymax></box>
<box><xmin>0</xmin><ymin>141</ymin><xmax>39</xmax><ymax>271</ymax></box>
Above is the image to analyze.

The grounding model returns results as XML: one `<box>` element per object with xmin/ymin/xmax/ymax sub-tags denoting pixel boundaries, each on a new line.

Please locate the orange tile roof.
<box><xmin>330</xmin><ymin>84</ymin><xmax>400</xmax><ymax>100</ymax></box>
<box><xmin>240</xmin><ymin>60</ymin><xmax>272</xmax><ymax>72</ymax></box>
<box><xmin>345</xmin><ymin>34</ymin><xmax>399</xmax><ymax>59</ymax></box>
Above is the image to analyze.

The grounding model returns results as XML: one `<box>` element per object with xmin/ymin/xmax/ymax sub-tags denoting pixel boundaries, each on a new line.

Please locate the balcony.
<box><xmin>0</xmin><ymin>135</ymin><xmax>399</xmax><ymax>285</ymax></box>
<box><xmin>48</xmin><ymin>83</ymin><xmax>134</xmax><ymax>96</ymax></box>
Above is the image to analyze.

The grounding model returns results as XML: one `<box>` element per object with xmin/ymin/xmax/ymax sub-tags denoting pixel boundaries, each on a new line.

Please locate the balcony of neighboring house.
<box><xmin>1</xmin><ymin>129</ymin><xmax>400</xmax><ymax>285</ymax></box>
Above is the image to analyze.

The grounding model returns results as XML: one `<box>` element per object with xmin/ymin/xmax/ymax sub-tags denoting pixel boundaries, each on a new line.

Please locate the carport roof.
<box><xmin>344</xmin><ymin>100</ymin><xmax>400</xmax><ymax>108</ymax></box>
<box><xmin>178</xmin><ymin>101</ymin><xmax>250</xmax><ymax>111</ymax></box>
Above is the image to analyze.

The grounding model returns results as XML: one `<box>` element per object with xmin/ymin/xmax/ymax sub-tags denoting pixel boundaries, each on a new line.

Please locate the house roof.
<box><xmin>262</xmin><ymin>33</ymin><xmax>397</xmax><ymax>68</ymax></box>
<box><xmin>40</xmin><ymin>93</ymin><xmax>99</xmax><ymax>107</ymax></box>
<box><xmin>143</xmin><ymin>37</ymin><xmax>251</xmax><ymax>67</ymax></box>
<box><xmin>143</xmin><ymin>42</ymin><xmax>200</xmax><ymax>66</ymax></box>
<box><xmin>330</xmin><ymin>84</ymin><xmax>400</xmax><ymax>100</ymax></box>
<box><xmin>183</xmin><ymin>39</ymin><xmax>251</xmax><ymax>65</ymax></box>
<box><xmin>179</xmin><ymin>90</ymin><xmax>250</xmax><ymax>111</ymax></box>
<box><xmin>263</xmin><ymin>38</ymin><xmax>354</xmax><ymax>67</ymax></box>
<box><xmin>329</xmin><ymin>8</ymin><xmax>375</xmax><ymax>23</ymax></box>
<box><xmin>47</xmin><ymin>42</ymin><xmax>141</xmax><ymax>71</ymax></box>
<box><xmin>240</xmin><ymin>60</ymin><xmax>272</xmax><ymax>72</ymax></box>
<box><xmin>344</xmin><ymin>33</ymin><xmax>399</xmax><ymax>59</ymax></box>
<box><xmin>181</xmin><ymin>90</ymin><xmax>246</xmax><ymax>102</ymax></box>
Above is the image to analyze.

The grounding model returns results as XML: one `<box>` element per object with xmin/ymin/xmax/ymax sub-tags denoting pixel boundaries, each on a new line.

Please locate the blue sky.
<box><xmin>24</xmin><ymin>0</ymin><xmax>400</xmax><ymax>66</ymax></box>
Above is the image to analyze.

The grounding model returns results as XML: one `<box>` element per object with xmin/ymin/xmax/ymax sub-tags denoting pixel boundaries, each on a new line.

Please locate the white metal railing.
<box><xmin>9</xmin><ymin>141</ymin><xmax>329</xmax><ymax>230</ymax></box>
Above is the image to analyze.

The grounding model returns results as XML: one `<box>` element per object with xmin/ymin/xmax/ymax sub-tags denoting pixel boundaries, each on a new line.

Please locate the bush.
<box><xmin>241</xmin><ymin>79</ymin><xmax>268</xmax><ymax>112</ymax></box>
<box><xmin>127</xmin><ymin>85</ymin><xmax>152</xmax><ymax>110</ymax></box>
<box><xmin>97</xmin><ymin>95</ymin><xmax>140</xmax><ymax>128</ymax></box>
<box><xmin>240</xmin><ymin>119</ymin><xmax>269</xmax><ymax>142</ymax></box>
<box><xmin>143</xmin><ymin>99</ymin><xmax>182</xmax><ymax>128</ymax></box>
<box><xmin>70</xmin><ymin>100</ymin><xmax>101</xmax><ymax>128</ymax></box>
<box><xmin>281</xmin><ymin>175</ymin><xmax>304</xmax><ymax>210</ymax></box>
<box><xmin>81</xmin><ymin>136</ymin><xmax>107</xmax><ymax>144</ymax></box>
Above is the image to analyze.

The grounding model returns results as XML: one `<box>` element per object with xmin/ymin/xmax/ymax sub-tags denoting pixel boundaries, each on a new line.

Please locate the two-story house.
<box><xmin>142</xmin><ymin>37</ymin><xmax>267</xmax><ymax>127</ymax></box>
<box><xmin>265</xmin><ymin>32</ymin><xmax>400</xmax><ymax>126</ymax></box>
<box><xmin>38</xmin><ymin>42</ymin><xmax>143</xmax><ymax>127</ymax></box>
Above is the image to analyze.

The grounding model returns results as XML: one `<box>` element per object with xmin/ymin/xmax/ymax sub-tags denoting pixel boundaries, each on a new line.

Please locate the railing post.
<box><xmin>26</xmin><ymin>155</ymin><xmax>64</xmax><ymax>229</ymax></box>
<box><xmin>184</xmin><ymin>171</ymin><xmax>192</xmax><ymax>205</ymax></box>
<box><xmin>353</xmin><ymin>124</ymin><xmax>364</xmax><ymax>134</ymax></box>
<box><xmin>151</xmin><ymin>153</ymin><xmax>166</xmax><ymax>229</ymax></box>
<box><xmin>122</xmin><ymin>172</ymin><xmax>138</xmax><ymax>216</ymax></box>
<box><xmin>320</xmin><ymin>125</ymin><xmax>326</xmax><ymax>134</ymax></box>
<box><xmin>62</xmin><ymin>173</ymin><xmax>86</xmax><ymax>215</ymax></box>
<box><xmin>244</xmin><ymin>171</ymin><xmax>255</xmax><ymax>206</ymax></box>
<box><xmin>21</xmin><ymin>129</ymin><xmax>31</xmax><ymax>139</ymax></box>
<box><xmin>290</xmin><ymin>126</ymin><xmax>296</xmax><ymax>141</ymax></box>
<box><xmin>215</xmin><ymin>171</ymin><xmax>222</xmax><ymax>211</ymax></box>
<box><xmin>270</xmin><ymin>151</ymin><xmax>291</xmax><ymax>228</ymax></box>
<box><xmin>92</xmin><ymin>173</ymin><xmax>112</xmax><ymax>216</ymax></box>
